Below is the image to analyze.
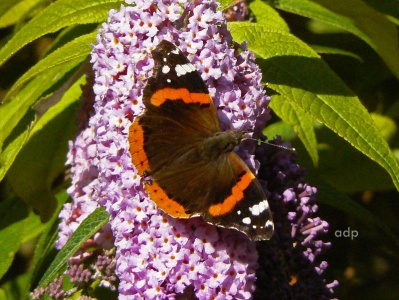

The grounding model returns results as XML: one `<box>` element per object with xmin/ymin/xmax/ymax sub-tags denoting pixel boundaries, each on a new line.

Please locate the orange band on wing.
<box><xmin>145</xmin><ymin>181</ymin><xmax>191</xmax><ymax>218</ymax></box>
<box><xmin>208</xmin><ymin>172</ymin><xmax>254</xmax><ymax>217</ymax></box>
<box><xmin>129</xmin><ymin>117</ymin><xmax>149</xmax><ymax>175</ymax></box>
<box><xmin>150</xmin><ymin>88</ymin><xmax>211</xmax><ymax>106</ymax></box>
<box><xmin>130</xmin><ymin>117</ymin><xmax>190</xmax><ymax>218</ymax></box>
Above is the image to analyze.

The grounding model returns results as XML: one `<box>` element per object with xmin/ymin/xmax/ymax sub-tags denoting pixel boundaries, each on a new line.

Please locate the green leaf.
<box><xmin>359</xmin><ymin>0</ymin><xmax>399</xmax><ymax>24</ymax></box>
<box><xmin>315</xmin><ymin>0</ymin><xmax>399</xmax><ymax>79</ymax></box>
<box><xmin>229</xmin><ymin>22</ymin><xmax>399</xmax><ymax>190</ymax></box>
<box><xmin>393</xmin><ymin>149</ymin><xmax>399</xmax><ymax>162</ymax></box>
<box><xmin>270</xmin><ymin>95</ymin><xmax>319</xmax><ymax>166</ymax></box>
<box><xmin>273</xmin><ymin>0</ymin><xmax>399</xmax><ymax>80</ymax></box>
<box><xmin>5</xmin><ymin>32</ymin><xmax>95</xmax><ymax>100</ymax></box>
<box><xmin>0</xmin><ymin>271</ymin><xmax>31</xmax><ymax>300</ymax></box>
<box><xmin>272</xmin><ymin>0</ymin><xmax>372</xmax><ymax>39</ymax></box>
<box><xmin>0</xmin><ymin>0</ymin><xmax>124</xmax><ymax>67</ymax></box>
<box><xmin>0</xmin><ymin>0</ymin><xmax>22</xmax><ymax>16</ymax></box>
<box><xmin>0</xmin><ymin>54</ymin><xmax>83</xmax><ymax>139</ymax></box>
<box><xmin>0</xmin><ymin>289</ymin><xmax>6</xmax><ymax>300</ymax></box>
<box><xmin>45</xmin><ymin>24</ymin><xmax>98</xmax><ymax>56</ymax></box>
<box><xmin>33</xmin><ymin>75</ymin><xmax>85</xmax><ymax>134</ymax></box>
<box><xmin>310</xmin><ymin>45</ymin><xmax>363</xmax><ymax>62</ymax></box>
<box><xmin>310</xmin><ymin>125</ymin><xmax>394</xmax><ymax>192</ymax></box>
<box><xmin>37</xmin><ymin>207</ymin><xmax>109</xmax><ymax>288</ymax></box>
<box><xmin>0</xmin><ymin>128</ymin><xmax>29</xmax><ymax>182</ymax></box>
<box><xmin>0</xmin><ymin>65</ymin><xmax>78</xmax><ymax>182</ymax></box>
<box><xmin>263</xmin><ymin>120</ymin><xmax>297</xmax><ymax>142</ymax></box>
<box><xmin>0</xmin><ymin>197</ymin><xmax>45</xmax><ymax>280</ymax></box>
<box><xmin>29</xmin><ymin>191</ymin><xmax>69</xmax><ymax>291</ymax></box>
<box><xmin>6</xmin><ymin>76</ymin><xmax>83</xmax><ymax>221</ymax></box>
<box><xmin>248</xmin><ymin>0</ymin><xmax>290</xmax><ymax>32</ymax></box>
<box><xmin>0</xmin><ymin>0</ymin><xmax>43</xmax><ymax>29</ymax></box>
<box><xmin>370</xmin><ymin>113</ymin><xmax>397</xmax><ymax>143</ymax></box>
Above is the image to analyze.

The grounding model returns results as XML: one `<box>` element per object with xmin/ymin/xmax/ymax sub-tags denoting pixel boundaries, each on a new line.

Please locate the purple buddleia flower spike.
<box><xmin>58</xmin><ymin>0</ymin><xmax>268</xmax><ymax>298</ymax></box>
<box><xmin>254</xmin><ymin>138</ymin><xmax>338</xmax><ymax>299</ymax></box>
<box><xmin>53</xmin><ymin>0</ymin><xmax>338</xmax><ymax>299</ymax></box>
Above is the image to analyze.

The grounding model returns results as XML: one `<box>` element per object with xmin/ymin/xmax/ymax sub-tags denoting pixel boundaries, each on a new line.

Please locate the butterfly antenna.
<box><xmin>232</xmin><ymin>96</ymin><xmax>295</xmax><ymax>152</ymax></box>
<box><xmin>250</xmin><ymin>138</ymin><xmax>296</xmax><ymax>152</ymax></box>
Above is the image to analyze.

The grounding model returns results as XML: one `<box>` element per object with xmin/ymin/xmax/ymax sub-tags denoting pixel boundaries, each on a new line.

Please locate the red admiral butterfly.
<box><xmin>129</xmin><ymin>40</ymin><xmax>273</xmax><ymax>241</ymax></box>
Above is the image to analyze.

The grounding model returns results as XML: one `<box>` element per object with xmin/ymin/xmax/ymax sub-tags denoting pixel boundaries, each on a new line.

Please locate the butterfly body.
<box><xmin>129</xmin><ymin>40</ymin><xmax>273</xmax><ymax>241</ymax></box>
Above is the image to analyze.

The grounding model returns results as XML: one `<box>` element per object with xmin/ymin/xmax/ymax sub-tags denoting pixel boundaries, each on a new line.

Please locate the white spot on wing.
<box><xmin>162</xmin><ymin>65</ymin><xmax>170</xmax><ymax>74</ymax></box>
<box><xmin>259</xmin><ymin>200</ymin><xmax>269</xmax><ymax>211</ymax></box>
<box><xmin>249</xmin><ymin>200</ymin><xmax>269</xmax><ymax>216</ymax></box>
<box><xmin>171</xmin><ymin>48</ymin><xmax>179</xmax><ymax>55</ymax></box>
<box><xmin>186</xmin><ymin>63</ymin><xmax>196</xmax><ymax>72</ymax></box>
<box><xmin>175</xmin><ymin>65</ymin><xmax>184</xmax><ymax>77</ymax></box>
<box><xmin>175</xmin><ymin>63</ymin><xmax>196</xmax><ymax>77</ymax></box>
<box><xmin>266</xmin><ymin>220</ymin><xmax>274</xmax><ymax>228</ymax></box>
<box><xmin>242</xmin><ymin>217</ymin><xmax>251</xmax><ymax>225</ymax></box>
<box><xmin>249</xmin><ymin>204</ymin><xmax>260</xmax><ymax>216</ymax></box>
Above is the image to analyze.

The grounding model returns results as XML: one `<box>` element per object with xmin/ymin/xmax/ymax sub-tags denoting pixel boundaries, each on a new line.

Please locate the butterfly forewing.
<box><xmin>143</xmin><ymin>41</ymin><xmax>210</xmax><ymax>105</ymax></box>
